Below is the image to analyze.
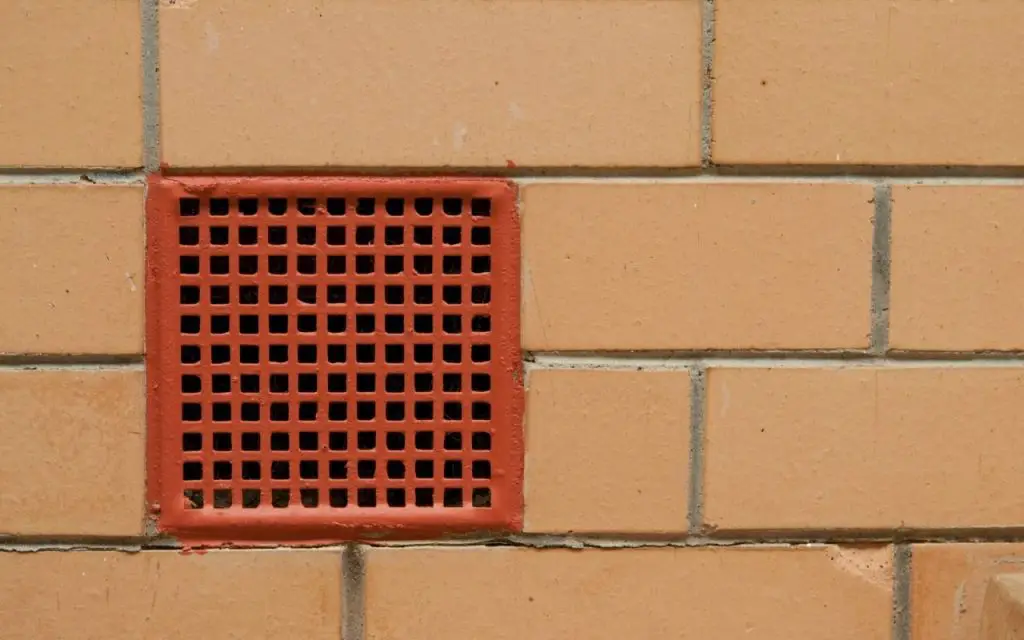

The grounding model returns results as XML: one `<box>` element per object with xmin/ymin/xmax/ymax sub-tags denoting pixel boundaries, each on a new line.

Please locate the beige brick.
<box><xmin>705</xmin><ymin>368</ymin><xmax>1024</xmax><ymax>531</ymax></box>
<box><xmin>522</xmin><ymin>182</ymin><xmax>873</xmax><ymax>350</ymax></box>
<box><xmin>365</xmin><ymin>546</ymin><xmax>892</xmax><ymax>640</ymax></box>
<box><xmin>912</xmin><ymin>544</ymin><xmax>1024</xmax><ymax>640</ymax></box>
<box><xmin>0</xmin><ymin>186</ymin><xmax>144</xmax><ymax>355</ymax></box>
<box><xmin>0</xmin><ymin>550</ymin><xmax>340</xmax><ymax>639</ymax></box>
<box><xmin>524</xmin><ymin>369</ymin><xmax>689</xmax><ymax>534</ymax></box>
<box><xmin>159</xmin><ymin>0</ymin><xmax>701</xmax><ymax>168</ymax></box>
<box><xmin>713</xmin><ymin>0</ymin><xmax>1024</xmax><ymax>165</ymax></box>
<box><xmin>891</xmin><ymin>186</ymin><xmax>1024</xmax><ymax>351</ymax></box>
<box><xmin>0</xmin><ymin>369</ymin><xmax>145</xmax><ymax>536</ymax></box>
<box><xmin>981</xmin><ymin>574</ymin><xmax>1024</xmax><ymax>640</ymax></box>
<box><xmin>0</xmin><ymin>1</ymin><xmax>142</xmax><ymax>167</ymax></box>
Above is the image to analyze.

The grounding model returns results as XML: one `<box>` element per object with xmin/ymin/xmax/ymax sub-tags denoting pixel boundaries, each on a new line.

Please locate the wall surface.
<box><xmin>2</xmin><ymin>0</ymin><xmax>1024</xmax><ymax>638</ymax></box>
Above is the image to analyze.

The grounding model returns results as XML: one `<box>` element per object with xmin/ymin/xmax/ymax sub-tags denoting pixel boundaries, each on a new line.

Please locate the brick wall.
<box><xmin>2</xmin><ymin>0</ymin><xmax>1023</xmax><ymax>638</ymax></box>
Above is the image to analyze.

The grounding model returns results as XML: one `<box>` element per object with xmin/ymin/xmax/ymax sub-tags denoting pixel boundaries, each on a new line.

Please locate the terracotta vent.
<box><xmin>146</xmin><ymin>177</ymin><xmax>522</xmax><ymax>542</ymax></box>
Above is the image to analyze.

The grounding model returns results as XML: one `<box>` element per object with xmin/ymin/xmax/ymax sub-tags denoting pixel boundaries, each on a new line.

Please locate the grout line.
<box><xmin>155</xmin><ymin>165</ymin><xmax>1024</xmax><ymax>179</ymax></box>
<box><xmin>326</xmin><ymin>529</ymin><xmax>1024</xmax><ymax>547</ymax></box>
<box><xmin>527</xmin><ymin>353</ymin><xmax>863</xmax><ymax>369</ymax></box>
<box><xmin>515</xmin><ymin>175</ymin><xmax>874</xmax><ymax>185</ymax></box>
<box><xmin>871</xmin><ymin>183</ymin><xmax>893</xmax><ymax>355</ymax></box>
<box><xmin>141</xmin><ymin>0</ymin><xmax>161</xmax><ymax>172</ymax></box>
<box><xmin>0</xmin><ymin>171</ymin><xmax>145</xmax><ymax>185</ymax></box>
<box><xmin>0</xmin><ymin>531</ymin><xmax>1018</xmax><ymax>552</ymax></box>
<box><xmin>700</xmin><ymin>0</ymin><xmax>716</xmax><ymax>167</ymax></box>
<box><xmin>709</xmin><ymin>165</ymin><xmax>1024</xmax><ymax>179</ymax></box>
<box><xmin>893</xmin><ymin>544</ymin><xmax>912</xmax><ymax>640</ymax></box>
<box><xmin>515</xmin><ymin>175</ymin><xmax>1024</xmax><ymax>186</ymax></box>
<box><xmin>9</xmin><ymin>353</ymin><xmax>1024</xmax><ymax>372</ymax></box>
<box><xmin>526</xmin><ymin>354</ymin><xmax>1024</xmax><ymax>369</ymax></box>
<box><xmin>343</xmin><ymin>544</ymin><xmax>366</xmax><ymax>640</ymax></box>
<box><xmin>687</xmin><ymin>365</ymin><xmax>707</xmax><ymax>534</ymax></box>
<box><xmin>1</xmin><ymin>171</ymin><xmax>1024</xmax><ymax>185</ymax></box>
<box><xmin>0</xmin><ymin>537</ymin><xmax>174</xmax><ymax>552</ymax></box>
<box><xmin>2</xmin><ymin>528</ymin><xmax>1024</xmax><ymax>548</ymax></box>
<box><xmin>0</xmin><ymin>357</ymin><xmax>143</xmax><ymax>368</ymax></box>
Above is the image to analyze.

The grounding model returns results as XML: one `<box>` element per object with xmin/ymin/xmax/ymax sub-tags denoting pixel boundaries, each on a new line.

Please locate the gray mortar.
<box><xmin>0</xmin><ymin>171</ymin><xmax>144</xmax><ymax>185</ymax></box>
<box><xmin>3</xmin><ymin>530</ymin><xmax>1024</xmax><ymax>552</ymax></box>
<box><xmin>893</xmin><ymin>544</ymin><xmax>912</xmax><ymax>640</ymax></box>
<box><xmin>700</xmin><ymin>0</ymin><xmax>716</xmax><ymax>167</ymax></box>
<box><xmin>688</xmin><ymin>366</ymin><xmax>707</xmax><ymax>534</ymax></box>
<box><xmin>141</xmin><ymin>0</ymin><xmax>161</xmax><ymax>172</ymax></box>
<box><xmin>871</xmin><ymin>183</ymin><xmax>893</xmax><ymax>355</ymax></box>
<box><xmin>343</xmin><ymin>544</ymin><xmax>366</xmax><ymax>640</ymax></box>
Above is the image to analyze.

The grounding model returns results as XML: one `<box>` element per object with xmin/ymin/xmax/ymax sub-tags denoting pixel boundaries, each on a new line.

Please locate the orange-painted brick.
<box><xmin>522</xmin><ymin>182</ymin><xmax>873</xmax><ymax>351</ymax></box>
<box><xmin>0</xmin><ymin>550</ymin><xmax>341</xmax><ymax>639</ymax></box>
<box><xmin>365</xmin><ymin>546</ymin><xmax>892</xmax><ymax>640</ymax></box>
<box><xmin>524</xmin><ymin>369</ymin><xmax>690</xmax><ymax>534</ymax></box>
<box><xmin>705</xmin><ymin>367</ymin><xmax>1024</xmax><ymax>531</ymax></box>
<box><xmin>981</xmin><ymin>574</ymin><xmax>1024</xmax><ymax>640</ymax></box>
<box><xmin>912</xmin><ymin>544</ymin><xmax>1024</xmax><ymax>640</ymax></box>
<box><xmin>890</xmin><ymin>186</ymin><xmax>1024</xmax><ymax>351</ymax></box>
<box><xmin>0</xmin><ymin>1</ymin><xmax>142</xmax><ymax>168</ymax></box>
<box><xmin>0</xmin><ymin>370</ymin><xmax>145</xmax><ymax>536</ymax></box>
<box><xmin>713</xmin><ymin>0</ymin><xmax>1024</xmax><ymax>165</ymax></box>
<box><xmin>159</xmin><ymin>0</ymin><xmax>701</xmax><ymax>168</ymax></box>
<box><xmin>0</xmin><ymin>186</ymin><xmax>144</xmax><ymax>355</ymax></box>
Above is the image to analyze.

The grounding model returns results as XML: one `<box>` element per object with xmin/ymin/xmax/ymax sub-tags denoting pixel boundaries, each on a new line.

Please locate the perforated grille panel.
<box><xmin>146</xmin><ymin>177</ymin><xmax>522</xmax><ymax>542</ymax></box>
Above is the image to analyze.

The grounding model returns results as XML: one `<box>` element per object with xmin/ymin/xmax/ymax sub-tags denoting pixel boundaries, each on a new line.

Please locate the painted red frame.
<box><xmin>146</xmin><ymin>176</ymin><xmax>523</xmax><ymax>543</ymax></box>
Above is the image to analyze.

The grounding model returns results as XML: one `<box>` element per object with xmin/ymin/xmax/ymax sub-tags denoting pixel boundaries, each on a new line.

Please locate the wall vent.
<box><xmin>146</xmin><ymin>177</ymin><xmax>522</xmax><ymax>542</ymax></box>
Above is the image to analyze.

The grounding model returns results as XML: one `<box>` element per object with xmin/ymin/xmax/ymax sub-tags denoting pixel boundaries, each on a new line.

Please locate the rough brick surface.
<box><xmin>159</xmin><ymin>0</ymin><xmax>701</xmax><ymax>168</ymax></box>
<box><xmin>912</xmin><ymin>544</ymin><xmax>1024</xmax><ymax>640</ymax></box>
<box><xmin>523</xmin><ymin>369</ymin><xmax>689</xmax><ymax>534</ymax></box>
<box><xmin>0</xmin><ymin>0</ymin><xmax>142</xmax><ymax>167</ymax></box>
<box><xmin>0</xmin><ymin>186</ymin><xmax>144</xmax><ymax>355</ymax></box>
<box><xmin>0</xmin><ymin>369</ymin><xmax>144</xmax><ymax>536</ymax></box>
<box><xmin>521</xmin><ymin>182</ymin><xmax>873</xmax><ymax>351</ymax></box>
<box><xmin>981</xmin><ymin>574</ymin><xmax>1024</xmax><ymax>640</ymax></box>
<box><xmin>704</xmin><ymin>367</ymin><xmax>1024</xmax><ymax>531</ymax></box>
<box><xmin>364</xmin><ymin>546</ymin><xmax>892</xmax><ymax>640</ymax></box>
<box><xmin>0</xmin><ymin>550</ymin><xmax>341</xmax><ymax>639</ymax></box>
<box><xmin>713</xmin><ymin>0</ymin><xmax>1024</xmax><ymax>165</ymax></box>
<box><xmin>890</xmin><ymin>186</ymin><xmax>1024</xmax><ymax>351</ymax></box>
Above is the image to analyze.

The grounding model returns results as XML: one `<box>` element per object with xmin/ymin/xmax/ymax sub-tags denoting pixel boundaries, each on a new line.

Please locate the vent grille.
<box><xmin>147</xmin><ymin>177</ymin><xmax>522</xmax><ymax>542</ymax></box>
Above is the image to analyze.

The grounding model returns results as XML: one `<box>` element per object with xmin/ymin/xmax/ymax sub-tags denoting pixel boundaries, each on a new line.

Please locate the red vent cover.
<box><xmin>146</xmin><ymin>177</ymin><xmax>522</xmax><ymax>542</ymax></box>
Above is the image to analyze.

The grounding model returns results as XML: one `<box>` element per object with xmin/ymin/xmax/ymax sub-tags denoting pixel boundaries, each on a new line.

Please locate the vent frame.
<box><xmin>146</xmin><ymin>176</ymin><xmax>523</xmax><ymax>542</ymax></box>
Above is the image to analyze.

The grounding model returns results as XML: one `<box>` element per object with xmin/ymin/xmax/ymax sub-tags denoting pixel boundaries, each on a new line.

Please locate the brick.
<box><xmin>0</xmin><ymin>0</ymin><xmax>142</xmax><ymax>167</ymax></box>
<box><xmin>981</xmin><ymin>574</ymin><xmax>1024</xmax><ymax>640</ymax></box>
<box><xmin>524</xmin><ymin>369</ymin><xmax>689</xmax><ymax>534</ymax></box>
<box><xmin>365</xmin><ymin>546</ymin><xmax>892</xmax><ymax>640</ymax></box>
<box><xmin>890</xmin><ymin>186</ymin><xmax>1024</xmax><ymax>351</ymax></box>
<box><xmin>159</xmin><ymin>0</ymin><xmax>701</xmax><ymax>168</ymax></box>
<box><xmin>0</xmin><ymin>186</ymin><xmax>144</xmax><ymax>355</ymax></box>
<box><xmin>521</xmin><ymin>182</ymin><xmax>873</xmax><ymax>351</ymax></box>
<box><xmin>0</xmin><ymin>550</ymin><xmax>340</xmax><ymax>639</ymax></box>
<box><xmin>0</xmin><ymin>369</ymin><xmax>145</xmax><ymax>536</ymax></box>
<box><xmin>911</xmin><ymin>544</ymin><xmax>1024</xmax><ymax>640</ymax></box>
<box><xmin>705</xmin><ymin>367</ymin><xmax>1024</xmax><ymax>531</ymax></box>
<box><xmin>713</xmin><ymin>0</ymin><xmax>1024</xmax><ymax>165</ymax></box>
